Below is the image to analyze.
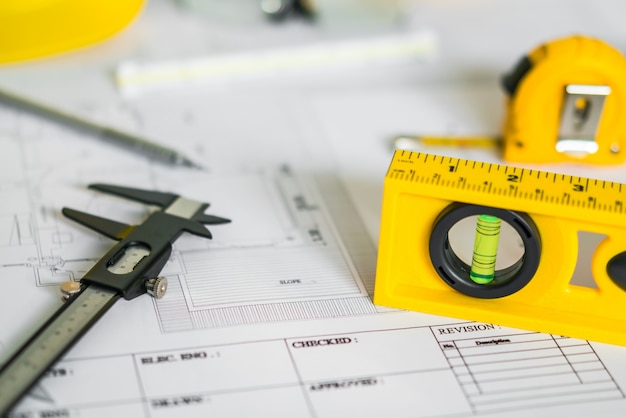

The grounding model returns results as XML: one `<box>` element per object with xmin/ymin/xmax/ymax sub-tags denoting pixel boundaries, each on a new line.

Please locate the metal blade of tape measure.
<box><xmin>0</xmin><ymin>285</ymin><xmax>119</xmax><ymax>413</ymax></box>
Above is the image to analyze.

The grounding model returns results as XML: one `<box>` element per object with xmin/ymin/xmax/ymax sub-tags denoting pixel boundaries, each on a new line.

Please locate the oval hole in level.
<box><xmin>570</xmin><ymin>231</ymin><xmax>606</xmax><ymax>289</ymax></box>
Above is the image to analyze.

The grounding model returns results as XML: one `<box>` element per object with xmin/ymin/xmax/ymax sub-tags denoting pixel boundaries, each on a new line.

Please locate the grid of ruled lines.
<box><xmin>182</xmin><ymin>246</ymin><xmax>362</xmax><ymax>307</ymax></box>
<box><xmin>438</xmin><ymin>331</ymin><xmax>624</xmax><ymax>413</ymax></box>
<box><xmin>154</xmin><ymin>174</ymin><xmax>379</xmax><ymax>332</ymax></box>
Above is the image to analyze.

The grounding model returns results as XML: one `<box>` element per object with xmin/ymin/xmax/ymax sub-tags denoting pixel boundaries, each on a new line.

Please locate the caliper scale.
<box><xmin>0</xmin><ymin>183</ymin><xmax>230</xmax><ymax>415</ymax></box>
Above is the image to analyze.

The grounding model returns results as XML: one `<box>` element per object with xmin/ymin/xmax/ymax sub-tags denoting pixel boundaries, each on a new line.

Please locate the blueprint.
<box><xmin>2</xmin><ymin>0</ymin><xmax>626</xmax><ymax>416</ymax></box>
<box><xmin>0</xmin><ymin>79</ymin><xmax>625</xmax><ymax>418</ymax></box>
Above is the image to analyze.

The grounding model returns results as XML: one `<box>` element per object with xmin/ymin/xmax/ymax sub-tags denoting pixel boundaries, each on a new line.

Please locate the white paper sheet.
<box><xmin>2</xmin><ymin>1</ymin><xmax>626</xmax><ymax>417</ymax></box>
<box><xmin>0</xmin><ymin>78</ymin><xmax>624</xmax><ymax>418</ymax></box>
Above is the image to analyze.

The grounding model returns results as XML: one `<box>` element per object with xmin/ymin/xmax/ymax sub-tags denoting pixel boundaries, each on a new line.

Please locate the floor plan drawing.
<box><xmin>1</xmin><ymin>83</ymin><xmax>626</xmax><ymax>418</ymax></box>
<box><xmin>153</xmin><ymin>167</ymin><xmax>379</xmax><ymax>332</ymax></box>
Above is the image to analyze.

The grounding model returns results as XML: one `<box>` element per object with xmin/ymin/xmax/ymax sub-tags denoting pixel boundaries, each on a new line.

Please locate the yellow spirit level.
<box><xmin>374</xmin><ymin>151</ymin><xmax>626</xmax><ymax>346</ymax></box>
<box><xmin>502</xmin><ymin>35</ymin><xmax>626</xmax><ymax>165</ymax></box>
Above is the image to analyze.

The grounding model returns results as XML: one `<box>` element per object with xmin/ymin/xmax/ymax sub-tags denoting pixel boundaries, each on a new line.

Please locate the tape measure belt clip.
<box><xmin>557</xmin><ymin>84</ymin><xmax>610</xmax><ymax>154</ymax></box>
<box><xmin>429</xmin><ymin>203</ymin><xmax>541</xmax><ymax>299</ymax></box>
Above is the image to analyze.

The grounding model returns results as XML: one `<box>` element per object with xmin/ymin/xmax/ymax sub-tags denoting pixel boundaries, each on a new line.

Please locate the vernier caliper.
<box><xmin>0</xmin><ymin>183</ymin><xmax>230</xmax><ymax>415</ymax></box>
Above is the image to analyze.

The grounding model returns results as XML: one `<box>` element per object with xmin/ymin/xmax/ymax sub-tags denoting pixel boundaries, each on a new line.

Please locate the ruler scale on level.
<box><xmin>374</xmin><ymin>151</ymin><xmax>626</xmax><ymax>346</ymax></box>
<box><xmin>386</xmin><ymin>153</ymin><xmax>626</xmax><ymax>225</ymax></box>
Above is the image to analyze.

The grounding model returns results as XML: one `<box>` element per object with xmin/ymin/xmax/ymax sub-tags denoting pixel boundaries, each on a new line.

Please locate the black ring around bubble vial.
<box><xmin>429</xmin><ymin>203</ymin><xmax>541</xmax><ymax>299</ymax></box>
<box><xmin>607</xmin><ymin>251</ymin><xmax>626</xmax><ymax>291</ymax></box>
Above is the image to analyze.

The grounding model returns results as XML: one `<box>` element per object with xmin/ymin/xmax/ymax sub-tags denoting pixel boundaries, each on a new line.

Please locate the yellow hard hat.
<box><xmin>0</xmin><ymin>0</ymin><xmax>145</xmax><ymax>64</ymax></box>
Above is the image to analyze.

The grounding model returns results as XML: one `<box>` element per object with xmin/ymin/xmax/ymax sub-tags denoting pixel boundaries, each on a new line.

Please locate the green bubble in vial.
<box><xmin>469</xmin><ymin>214</ymin><xmax>501</xmax><ymax>284</ymax></box>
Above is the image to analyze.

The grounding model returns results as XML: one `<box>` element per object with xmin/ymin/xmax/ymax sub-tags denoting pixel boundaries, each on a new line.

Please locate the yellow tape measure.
<box><xmin>502</xmin><ymin>35</ymin><xmax>626</xmax><ymax>165</ymax></box>
<box><xmin>394</xmin><ymin>35</ymin><xmax>626</xmax><ymax>166</ymax></box>
<box><xmin>374</xmin><ymin>151</ymin><xmax>626</xmax><ymax>346</ymax></box>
